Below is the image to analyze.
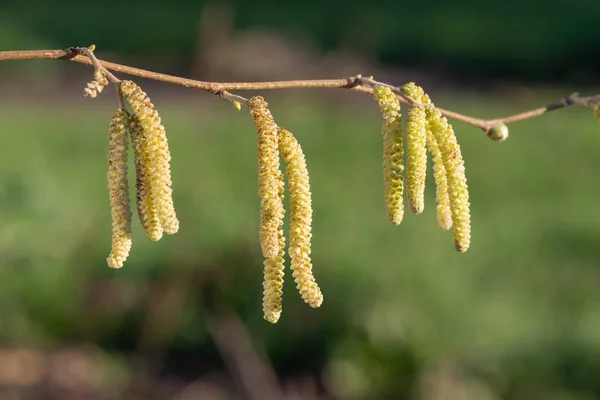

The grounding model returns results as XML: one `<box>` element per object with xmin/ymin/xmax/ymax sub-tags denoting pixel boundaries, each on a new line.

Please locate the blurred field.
<box><xmin>0</xmin><ymin>89</ymin><xmax>599</xmax><ymax>399</ymax></box>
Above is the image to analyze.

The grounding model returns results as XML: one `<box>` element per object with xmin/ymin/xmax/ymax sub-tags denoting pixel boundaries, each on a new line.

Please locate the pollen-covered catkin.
<box><xmin>106</xmin><ymin>109</ymin><xmax>132</xmax><ymax>268</ymax></box>
<box><xmin>278</xmin><ymin>129</ymin><xmax>323</xmax><ymax>308</ymax></box>
<box><xmin>426</xmin><ymin>105</ymin><xmax>471</xmax><ymax>252</ymax></box>
<box><xmin>263</xmin><ymin>170</ymin><xmax>286</xmax><ymax>323</ymax></box>
<box><xmin>249</xmin><ymin>96</ymin><xmax>285</xmax><ymax>259</ymax></box>
<box><xmin>84</xmin><ymin>70</ymin><xmax>109</xmax><ymax>98</ymax></box>
<box><xmin>421</xmin><ymin>94</ymin><xmax>452</xmax><ymax>231</ymax></box>
<box><xmin>402</xmin><ymin>82</ymin><xmax>428</xmax><ymax>214</ymax></box>
<box><xmin>129</xmin><ymin>113</ymin><xmax>163</xmax><ymax>241</ymax></box>
<box><xmin>373</xmin><ymin>86</ymin><xmax>404</xmax><ymax>225</ymax></box>
<box><xmin>120</xmin><ymin>80</ymin><xmax>179</xmax><ymax>236</ymax></box>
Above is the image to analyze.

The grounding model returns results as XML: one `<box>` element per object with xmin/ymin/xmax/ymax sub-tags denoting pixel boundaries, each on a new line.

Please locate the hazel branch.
<box><xmin>0</xmin><ymin>48</ymin><xmax>596</xmax><ymax>134</ymax></box>
<box><xmin>77</xmin><ymin>47</ymin><xmax>121</xmax><ymax>84</ymax></box>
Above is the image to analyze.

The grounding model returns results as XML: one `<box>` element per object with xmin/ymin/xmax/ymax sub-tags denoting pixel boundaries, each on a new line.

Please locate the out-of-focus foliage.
<box><xmin>2</xmin><ymin>0</ymin><xmax>600</xmax><ymax>82</ymax></box>
<box><xmin>0</xmin><ymin>91</ymin><xmax>598</xmax><ymax>398</ymax></box>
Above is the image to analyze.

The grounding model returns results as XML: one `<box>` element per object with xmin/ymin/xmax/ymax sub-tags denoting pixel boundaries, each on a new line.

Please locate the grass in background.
<box><xmin>0</xmin><ymin>91</ymin><xmax>598</xmax><ymax>399</ymax></box>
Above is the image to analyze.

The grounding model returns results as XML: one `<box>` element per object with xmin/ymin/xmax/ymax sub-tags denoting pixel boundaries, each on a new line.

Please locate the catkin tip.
<box><xmin>454</xmin><ymin>238</ymin><xmax>469</xmax><ymax>253</ymax></box>
<box><xmin>107</xmin><ymin>237</ymin><xmax>132</xmax><ymax>268</ymax></box>
<box><xmin>264</xmin><ymin>311</ymin><xmax>281</xmax><ymax>324</ymax></box>
<box><xmin>262</xmin><ymin>255</ymin><xmax>284</xmax><ymax>323</ymax></box>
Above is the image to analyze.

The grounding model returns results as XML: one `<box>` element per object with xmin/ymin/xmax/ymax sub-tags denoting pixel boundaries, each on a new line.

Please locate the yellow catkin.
<box><xmin>373</xmin><ymin>86</ymin><xmax>405</xmax><ymax>225</ymax></box>
<box><xmin>84</xmin><ymin>70</ymin><xmax>109</xmax><ymax>98</ymax></box>
<box><xmin>120</xmin><ymin>80</ymin><xmax>179</xmax><ymax>236</ymax></box>
<box><xmin>402</xmin><ymin>82</ymin><xmax>428</xmax><ymax>214</ymax></box>
<box><xmin>106</xmin><ymin>109</ymin><xmax>132</xmax><ymax>268</ymax></box>
<box><xmin>263</xmin><ymin>170</ymin><xmax>286</xmax><ymax>323</ymax></box>
<box><xmin>421</xmin><ymin>94</ymin><xmax>452</xmax><ymax>231</ymax></box>
<box><xmin>129</xmin><ymin>113</ymin><xmax>163</xmax><ymax>241</ymax></box>
<box><xmin>426</xmin><ymin>104</ymin><xmax>471</xmax><ymax>252</ymax></box>
<box><xmin>249</xmin><ymin>96</ymin><xmax>285</xmax><ymax>259</ymax></box>
<box><xmin>278</xmin><ymin>129</ymin><xmax>323</xmax><ymax>308</ymax></box>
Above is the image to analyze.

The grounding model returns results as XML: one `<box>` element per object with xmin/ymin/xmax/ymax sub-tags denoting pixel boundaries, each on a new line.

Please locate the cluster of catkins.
<box><xmin>97</xmin><ymin>67</ymin><xmax>468</xmax><ymax>321</ymax></box>
<box><xmin>249</xmin><ymin>96</ymin><xmax>323</xmax><ymax>323</ymax></box>
<box><xmin>104</xmin><ymin>78</ymin><xmax>179</xmax><ymax>269</ymax></box>
<box><xmin>95</xmin><ymin>67</ymin><xmax>320</xmax><ymax>322</ymax></box>
<box><xmin>373</xmin><ymin>83</ymin><xmax>471</xmax><ymax>252</ymax></box>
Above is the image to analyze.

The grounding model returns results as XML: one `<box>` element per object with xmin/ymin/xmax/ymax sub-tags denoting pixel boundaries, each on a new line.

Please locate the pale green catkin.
<box><xmin>249</xmin><ymin>96</ymin><xmax>285</xmax><ymax>259</ymax></box>
<box><xmin>402</xmin><ymin>82</ymin><xmax>427</xmax><ymax>215</ymax></box>
<box><xmin>248</xmin><ymin>96</ymin><xmax>287</xmax><ymax>322</ymax></box>
<box><xmin>263</xmin><ymin>172</ymin><xmax>286</xmax><ymax>323</ymax></box>
<box><xmin>120</xmin><ymin>80</ymin><xmax>179</xmax><ymax>237</ymax></box>
<box><xmin>278</xmin><ymin>128</ymin><xmax>323</xmax><ymax>308</ymax></box>
<box><xmin>129</xmin><ymin>113</ymin><xmax>163</xmax><ymax>241</ymax></box>
<box><xmin>107</xmin><ymin>109</ymin><xmax>132</xmax><ymax>268</ymax></box>
<box><xmin>425</xmin><ymin>103</ymin><xmax>471</xmax><ymax>252</ymax></box>
<box><xmin>84</xmin><ymin>70</ymin><xmax>109</xmax><ymax>98</ymax></box>
<box><xmin>373</xmin><ymin>86</ymin><xmax>405</xmax><ymax>225</ymax></box>
<box><xmin>421</xmin><ymin>94</ymin><xmax>452</xmax><ymax>231</ymax></box>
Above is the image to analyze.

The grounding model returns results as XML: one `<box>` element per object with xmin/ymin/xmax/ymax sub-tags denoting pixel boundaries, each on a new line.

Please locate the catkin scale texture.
<box><xmin>249</xmin><ymin>96</ymin><xmax>285</xmax><ymax>259</ymax></box>
<box><xmin>106</xmin><ymin>109</ymin><xmax>132</xmax><ymax>268</ymax></box>
<box><xmin>120</xmin><ymin>80</ymin><xmax>179</xmax><ymax>237</ymax></box>
<box><xmin>421</xmin><ymin>94</ymin><xmax>453</xmax><ymax>231</ymax></box>
<box><xmin>402</xmin><ymin>83</ymin><xmax>427</xmax><ymax>214</ymax></box>
<box><xmin>373</xmin><ymin>86</ymin><xmax>405</xmax><ymax>225</ymax></box>
<box><xmin>129</xmin><ymin>114</ymin><xmax>163</xmax><ymax>241</ymax></box>
<box><xmin>262</xmin><ymin>174</ymin><xmax>286</xmax><ymax>323</ymax></box>
<box><xmin>84</xmin><ymin>70</ymin><xmax>109</xmax><ymax>98</ymax></box>
<box><xmin>426</xmin><ymin>107</ymin><xmax>471</xmax><ymax>252</ymax></box>
<box><xmin>278</xmin><ymin>129</ymin><xmax>322</xmax><ymax>308</ymax></box>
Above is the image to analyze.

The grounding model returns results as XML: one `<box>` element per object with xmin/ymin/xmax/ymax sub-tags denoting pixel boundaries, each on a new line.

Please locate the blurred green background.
<box><xmin>0</xmin><ymin>1</ymin><xmax>599</xmax><ymax>399</ymax></box>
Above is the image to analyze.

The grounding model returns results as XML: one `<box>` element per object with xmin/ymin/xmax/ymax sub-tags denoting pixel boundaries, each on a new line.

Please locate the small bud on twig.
<box><xmin>487</xmin><ymin>123</ymin><xmax>509</xmax><ymax>142</ymax></box>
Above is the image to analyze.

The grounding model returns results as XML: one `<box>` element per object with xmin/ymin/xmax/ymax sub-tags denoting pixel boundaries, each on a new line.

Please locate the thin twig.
<box><xmin>0</xmin><ymin>48</ymin><xmax>596</xmax><ymax>133</ymax></box>
<box><xmin>78</xmin><ymin>47</ymin><xmax>121</xmax><ymax>84</ymax></box>
<box><xmin>217</xmin><ymin>90</ymin><xmax>250</xmax><ymax>107</ymax></box>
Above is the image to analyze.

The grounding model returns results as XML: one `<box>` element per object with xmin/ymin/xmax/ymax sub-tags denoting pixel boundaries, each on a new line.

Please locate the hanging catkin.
<box><xmin>106</xmin><ymin>109</ymin><xmax>132</xmax><ymax>268</ymax></box>
<box><xmin>373</xmin><ymin>86</ymin><xmax>405</xmax><ymax>225</ymax></box>
<box><xmin>278</xmin><ymin>128</ymin><xmax>323</xmax><ymax>308</ymax></box>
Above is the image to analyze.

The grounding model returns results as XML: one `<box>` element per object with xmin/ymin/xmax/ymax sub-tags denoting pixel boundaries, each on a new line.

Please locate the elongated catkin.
<box><xmin>425</xmin><ymin>104</ymin><xmax>471</xmax><ymax>252</ymax></box>
<box><xmin>420</xmin><ymin>93</ymin><xmax>452</xmax><ymax>231</ymax></box>
<box><xmin>129</xmin><ymin>113</ymin><xmax>163</xmax><ymax>241</ymax></box>
<box><xmin>249</xmin><ymin>96</ymin><xmax>285</xmax><ymax>259</ymax></box>
<box><xmin>373</xmin><ymin>86</ymin><xmax>405</xmax><ymax>225</ymax></box>
<box><xmin>120</xmin><ymin>80</ymin><xmax>179</xmax><ymax>237</ymax></box>
<box><xmin>278</xmin><ymin>128</ymin><xmax>323</xmax><ymax>308</ymax></box>
<box><xmin>107</xmin><ymin>109</ymin><xmax>132</xmax><ymax>268</ymax></box>
<box><xmin>402</xmin><ymin>82</ymin><xmax>427</xmax><ymax>215</ymax></box>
